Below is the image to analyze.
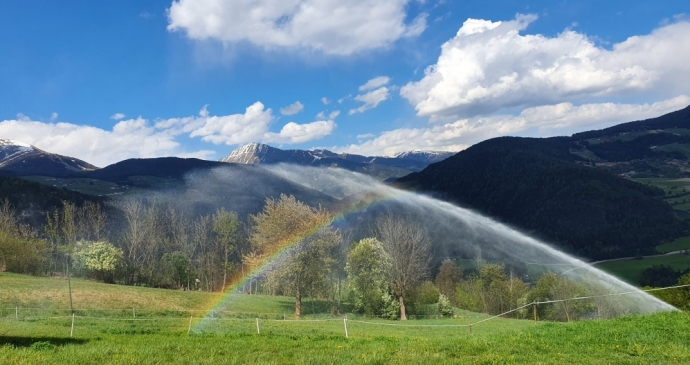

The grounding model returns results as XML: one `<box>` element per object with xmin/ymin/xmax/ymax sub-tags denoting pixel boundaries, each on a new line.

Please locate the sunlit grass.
<box><xmin>2</xmin><ymin>273</ymin><xmax>690</xmax><ymax>364</ymax></box>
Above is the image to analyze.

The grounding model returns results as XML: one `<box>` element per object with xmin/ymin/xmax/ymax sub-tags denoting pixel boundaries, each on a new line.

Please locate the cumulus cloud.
<box><xmin>321</xmin><ymin>97</ymin><xmax>331</xmax><ymax>105</ymax></box>
<box><xmin>335</xmin><ymin>96</ymin><xmax>690</xmax><ymax>156</ymax></box>
<box><xmin>0</xmin><ymin>101</ymin><xmax>339</xmax><ymax>166</ymax></box>
<box><xmin>280</xmin><ymin>101</ymin><xmax>304</xmax><ymax>116</ymax></box>
<box><xmin>317</xmin><ymin>110</ymin><xmax>341</xmax><ymax>120</ymax></box>
<box><xmin>156</xmin><ymin>102</ymin><xmax>335</xmax><ymax>146</ymax></box>
<box><xmin>111</xmin><ymin>113</ymin><xmax>126</xmax><ymax>120</ymax></box>
<box><xmin>265</xmin><ymin>120</ymin><xmax>336</xmax><ymax>144</ymax></box>
<box><xmin>350</xmin><ymin>87</ymin><xmax>390</xmax><ymax>115</ymax></box>
<box><xmin>167</xmin><ymin>0</ymin><xmax>427</xmax><ymax>55</ymax></box>
<box><xmin>401</xmin><ymin>15</ymin><xmax>690</xmax><ymax>118</ymax></box>
<box><xmin>359</xmin><ymin>76</ymin><xmax>391</xmax><ymax>91</ymax></box>
<box><xmin>0</xmin><ymin>116</ymin><xmax>215</xmax><ymax>167</ymax></box>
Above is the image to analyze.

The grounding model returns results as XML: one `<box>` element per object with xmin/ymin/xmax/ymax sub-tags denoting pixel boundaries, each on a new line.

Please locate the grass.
<box><xmin>20</xmin><ymin>175</ymin><xmax>183</xmax><ymax>197</ymax></box>
<box><xmin>594</xmin><ymin>254</ymin><xmax>690</xmax><ymax>285</ymax></box>
<box><xmin>2</xmin><ymin>273</ymin><xmax>690</xmax><ymax>364</ymax></box>
<box><xmin>21</xmin><ymin>176</ymin><xmax>125</xmax><ymax>196</ymax></box>
<box><xmin>657</xmin><ymin>236</ymin><xmax>690</xmax><ymax>254</ymax></box>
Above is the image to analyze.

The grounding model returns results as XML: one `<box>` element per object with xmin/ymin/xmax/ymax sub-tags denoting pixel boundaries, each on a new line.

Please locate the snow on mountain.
<box><xmin>0</xmin><ymin>138</ymin><xmax>98</xmax><ymax>174</ymax></box>
<box><xmin>0</xmin><ymin>138</ymin><xmax>36</xmax><ymax>165</ymax></box>
<box><xmin>219</xmin><ymin>143</ymin><xmax>455</xmax><ymax>178</ymax></box>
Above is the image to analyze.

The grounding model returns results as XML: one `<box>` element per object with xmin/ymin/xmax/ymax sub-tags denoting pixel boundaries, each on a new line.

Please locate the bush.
<box><xmin>438</xmin><ymin>294</ymin><xmax>454</xmax><ymax>316</ymax></box>
<box><xmin>415</xmin><ymin>281</ymin><xmax>440</xmax><ymax>305</ymax></box>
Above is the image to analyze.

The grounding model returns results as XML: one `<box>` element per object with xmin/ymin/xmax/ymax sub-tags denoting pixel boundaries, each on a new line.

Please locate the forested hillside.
<box><xmin>396</xmin><ymin>136</ymin><xmax>689</xmax><ymax>260</ymax></box>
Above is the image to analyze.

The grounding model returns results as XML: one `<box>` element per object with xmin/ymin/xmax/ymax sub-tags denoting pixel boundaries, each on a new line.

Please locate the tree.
<box><xmin>213</xmin><ymin>208</ymin><xmax>240</xmax><ymax>292</ymax></box>
<box><xmin>249</xmin><ymin>194</ymin><xmax>335</xmax><ymax>317</ymax></box>
<box><xmin>435</xmin><ymin>259</ymin><xmax>463</xmax><ymax>298</ymax></box>
<box><xmin>346</xmin><ymin>237</ymin><xmax>390</xmax><ymax>316</ymax></box>
<box><xmin>73</xmin><ymin>241</ymin><xmax>123</xmax><ymax>283</ymax></box>
<box><xmin>0</xmin><ymin>200</ymin><xmax>47</xmax><ymax>274</ymax></box>
<box><xmin>375</xmin><ymin>215</ymin><xmax>430</xmax><ymax>320</ymax></box>
<box><xmin>115</xmin><ymin>199</ymin><xmax>159</xmax><ymax>284</ymax></box>
<box><xmin>527</xmin><ymin>272</ymin><xmax>590</xmax><ymax>321</ymax></box>
<box><xmin>162</xmin><ymin>251</ymin><xmax>192</xmax><ymax>289</ymax></box>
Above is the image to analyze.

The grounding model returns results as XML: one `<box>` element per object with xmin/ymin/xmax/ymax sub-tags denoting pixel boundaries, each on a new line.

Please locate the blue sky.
<box><xmin>1</xmin><ymin>0</ymin><xmax>689</xmax><ymax>166</ymax></box>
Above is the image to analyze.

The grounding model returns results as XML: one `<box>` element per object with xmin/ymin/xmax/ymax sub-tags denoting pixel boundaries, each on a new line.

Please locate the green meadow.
<box><xmin>2</xmin><ymin>273</ymin><xmax>690</xmax><ymax>364</ymax></box>
<box><xmin>594</xmin><ymin>254</ymin><xmax>690</xmax><ymax>285</ymax></box>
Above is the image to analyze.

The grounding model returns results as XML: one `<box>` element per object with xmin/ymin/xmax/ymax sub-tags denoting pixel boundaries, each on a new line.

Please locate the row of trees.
<box><xmin>5</xmin><ymin>194</ymin><xmax>684</xmax><ymax>321</ymax></box>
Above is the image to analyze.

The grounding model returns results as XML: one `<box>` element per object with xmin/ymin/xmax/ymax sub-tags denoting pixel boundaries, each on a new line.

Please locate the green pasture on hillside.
<box><xmin>657</xmin><ymin>236</ymin><xmax>690</xmax><ymax>254</ymax></box>
<box><xmin>2</xmin><ymin>273</ymin><xmax>690</xmax><ymax>364</ymax></box>
<box><xmin>594</xmin><ymin>254</ymin><xmax>690</xmax><ymax>285</ymax></box>
<box><xmin>21</xmin><ymin>176</ymin><xmax>125</xmax><ymax>196</ymax></box>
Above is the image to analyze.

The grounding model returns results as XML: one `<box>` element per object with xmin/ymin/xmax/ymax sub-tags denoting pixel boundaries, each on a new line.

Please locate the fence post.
<box><xmin>343</xmin><ymin>318</ymin><xmax>349</xmax><ymax>339</ymax></box>
<box><xmin>468</xmin><ymin>324</ymin><xmax>472</xmax><ymax>334</ymax></box>
<box><xmin>533</xmin><ymin>302</ymin><xmax>537</xmax><ymax>324</ymax></box>
<box><xmin>133</xmin><ymin>307</ymin><xmax>136</xmax><ymax>318</ymax></box>
<box><xmin>70</xmin><ymin>313</ymin><xmax>75</xmax><ymax>338</ymax></box>
<box><xmin>256</xmin><ymin>318</ymin><xmax>260</xmax><ymax>335</ymax></box>
<box><xmin>15</xmin><ymin>307</ymin><xmax>17</xmax><ymax>320</ymax></box>
<box><xmin>188</xmin><ymin>316</ymin><xmax>193</xmax><ymax>334</ymax></box>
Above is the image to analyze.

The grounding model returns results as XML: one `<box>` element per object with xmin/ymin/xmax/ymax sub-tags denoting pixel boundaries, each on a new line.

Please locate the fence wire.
<box><xmin>2</xmin><ymin>283</ymin><xmax>689</xmax><ymax>337</ymax></box>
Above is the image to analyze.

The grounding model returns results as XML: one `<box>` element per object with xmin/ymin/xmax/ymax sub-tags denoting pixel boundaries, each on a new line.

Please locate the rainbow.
<box><xmin>191</xmin><ymin>189</ymin><xmax>402</xmax><ymax>331</ymax></box>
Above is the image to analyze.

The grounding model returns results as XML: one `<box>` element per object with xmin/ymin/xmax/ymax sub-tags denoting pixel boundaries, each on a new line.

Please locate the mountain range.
<box><xmin>220</xmin><ymin>142</ymin><xmax>454</xmax><ymax>181</ymax></box>
<box><xmin>0</xmin><ymin>139</ymin><xmax>97</xmax><ymax>177</ymax></box>
<box><xmin>3</xmin><ymin>104</ymin><xmax>690</xmax><ymax>261</ymax></box>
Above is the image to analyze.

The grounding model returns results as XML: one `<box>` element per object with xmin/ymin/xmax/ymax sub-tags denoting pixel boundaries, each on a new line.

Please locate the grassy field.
<box><xmin>2</xmin><ymin>273</ymin><xmax>690</xmax><ymax>364</ymax></box>
<box><xmin>657</xmin><ymin>237</ymin><xmax>690</xmax><ymax>254</ymax></box>
<box><xmin>21</xmin><ymin>175</ymin><xmax>182</xmax><ymax>197</ymax></box>
<box><xmin>594</xmin><ymin>254</ymin><xmax>690</xmax><ymax>285</ymax></box>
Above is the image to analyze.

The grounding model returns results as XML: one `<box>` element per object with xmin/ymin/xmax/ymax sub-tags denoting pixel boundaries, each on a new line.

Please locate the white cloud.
<box><xmin>50</xmin><ymin>113</ymin><xmax>58</xmax><ymax>121</ymax></box>
<box><xmin>335</xmin><ymin>96</ymin><xmax>690</xmax><ymax>156</ymax></box>
<box><xmin>0</xmin><ymin>117</ymin><xmax>215</xmax><ymax>167</ymax></box>
<box><xmin>401</xmin><ymin>16</ymin><xmax>690</xmax><ymax>118</ymax></box>
<box><xmin>329</xmin><ymin>110</ymin><xmax>340</xmax><ymax>119</ymax></box>
<box><xmin>359</xmin><ymin>76</ymin><xmax>391</xmax><ymax>91</ymax></box>
<box><xmin>111</xmin><ymin>113</ymin><xmax>126</xmax><ymax>120</ymax></box>
<box><xmin>264</xmin><ymin>120</ymin><xmax>336</xmax><ymax>144</ymax></box>
<box><xmin>0</xmin><ymin>101</ymin><xmax>340</xmax><ymax>166</ymax></box>
<box><xmin>280</xmin><ymin>101</ymin><xmax>304</xmax><ymax>116</ymax></box>
<box><xmin>321</xmin><ymin>97</ymin><xmax>331</xmax><ymax>105</ymax></box>
<box><xmin>186</xmin><ymin>102</ymin><xmax>276</xmax><ymax>145</ymax></box>
<box><xmin>317</xmin><ymin>110</ymin><xmax>340</xmax><ymax>120</ymax></box>
<box><xmin>157</xmin><ymin>102</ymin><xmax>335</xmax><ymax>146</ymax></box>
<box><xmin>349</xmin><ymin>87</ymin><xmax>390</xmax><ymax>115</ymax></box>
<box><xmin>167</xmin><ymin>0</ymin><xmax>427</xmax><ymax>55</ymax></box>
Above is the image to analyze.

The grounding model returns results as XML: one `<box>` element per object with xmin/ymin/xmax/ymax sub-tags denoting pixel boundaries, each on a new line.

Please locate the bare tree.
<box><xmin>213</xmin><ymin>208</ymin><xmax>240</xmax><ymax>292</ymax></box>
<box><xmin>83</xmin><ymin>202</ymin><xmax>107</xmax><ymax>241</ymax></box>
<box><xmin>375</xmin><ymin>214</ymin><xmax>430</xmax><ymax>320</ymax></box>
<box><xmin>115</xmin><ymin>199</ymin><xmax>159</xmax><ymax>284</ymax></box>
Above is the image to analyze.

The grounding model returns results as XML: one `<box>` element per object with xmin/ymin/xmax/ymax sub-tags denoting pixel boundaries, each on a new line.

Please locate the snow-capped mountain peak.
<box><xmin>0</xmin><ymin>138</ymin><xmax>36</xmax><ymax>165</ymax></box>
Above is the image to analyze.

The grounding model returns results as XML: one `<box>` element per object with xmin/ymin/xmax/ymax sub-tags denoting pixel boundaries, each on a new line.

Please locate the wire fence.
<box><xmin>2</xmin><ymin>284</ymin><xmax>689</xmax><ymax>339</ymax></box>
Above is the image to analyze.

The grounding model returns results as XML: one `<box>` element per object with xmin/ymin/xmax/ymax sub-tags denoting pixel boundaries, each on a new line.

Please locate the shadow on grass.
<box><xmin>0</xmin><ymin>336</ymin><xmax>89</xmax><ymax>348</ymax></box>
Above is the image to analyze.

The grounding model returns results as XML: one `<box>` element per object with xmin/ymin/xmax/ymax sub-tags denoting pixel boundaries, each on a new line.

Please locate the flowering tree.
<box><xmin>74</xmin><ymin>241</ymin><xmax>123</xmax><ymax>283</ymax></box>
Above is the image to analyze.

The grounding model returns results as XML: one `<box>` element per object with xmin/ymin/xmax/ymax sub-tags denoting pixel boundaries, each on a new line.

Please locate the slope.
<box><xmin>396</xmin><ymin>136</ymin><xmax>687</xmax><ymax>260</ymax></box>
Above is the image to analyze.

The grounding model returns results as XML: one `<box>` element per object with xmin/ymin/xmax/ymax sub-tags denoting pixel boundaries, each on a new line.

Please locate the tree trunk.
<box><xmin>399</xmin><ymin>295</ymin><xmax>407</xmax><ymax>321</ymax></box>
<box><xmin>295</xmin><ymin>293</ymin><xmax>302</xmax><ymax>318</ymax></box>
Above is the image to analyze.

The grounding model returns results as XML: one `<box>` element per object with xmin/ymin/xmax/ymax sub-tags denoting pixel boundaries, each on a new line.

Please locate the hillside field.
<box><xmin>2</xmin><ymin>273</ymin><xmax>690</xmax><ymax>364</ymax></box>
<box><xmin>594</xmin><ymin>254</ymin><xmax>690</xmax><ymax>285</ymax></box>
